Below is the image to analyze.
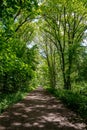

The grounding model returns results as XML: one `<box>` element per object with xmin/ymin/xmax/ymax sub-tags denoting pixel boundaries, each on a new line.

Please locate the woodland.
<box><xmin>0</xmin><ymin>0</ymin><xmax>87</xmax><ymax>121</ymax></box>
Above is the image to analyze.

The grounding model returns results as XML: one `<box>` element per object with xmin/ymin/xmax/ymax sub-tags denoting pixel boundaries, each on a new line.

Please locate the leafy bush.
<box><xmin>0</xmin><ymin>50</ymin><xmax>34</xmax><ymax>93</ymax></box>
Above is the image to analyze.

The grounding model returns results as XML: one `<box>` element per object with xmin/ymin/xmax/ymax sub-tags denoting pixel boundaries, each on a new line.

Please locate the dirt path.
<box><xmin>0</xmin><ymin>87</ymin><xmax>87</xmax><ymax>130</ymax></box>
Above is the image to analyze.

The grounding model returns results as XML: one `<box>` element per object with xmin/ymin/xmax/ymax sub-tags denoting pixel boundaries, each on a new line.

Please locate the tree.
<box><xmin>0</xmin><ymin>0</ymin><xmax>39</xmax><ymax>93</ymax></box>
<box><xmin>40</xmin><ymin>31</ymin><xmax>57</xmax><ymax>89</ymax></box>
<box><xmin>41</xmin><ymin>0</ymin><xmax>87</xmax><ymax>89</ymax></box>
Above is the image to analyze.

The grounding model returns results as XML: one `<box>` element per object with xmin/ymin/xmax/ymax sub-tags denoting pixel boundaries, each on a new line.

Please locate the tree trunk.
<box><xmin>65</xmin><ymin>49</ymin><xmax>72</xmax><ymax>90</ymax></box>
<box><xmin>61</xmin><ymin>51</ymin><xmax>67</xmax><ymax>89</ymax></box>
<box><xmin>66</xmin><ymin>75</ymin><xmax>71</xmax><ymax>90</ymax></box>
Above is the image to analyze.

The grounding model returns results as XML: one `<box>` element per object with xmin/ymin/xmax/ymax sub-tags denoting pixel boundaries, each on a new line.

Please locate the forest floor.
<box><xmin>0</xmin><ymin>87</ymin><xmax>87</xmax><ymax>130</ymax></box>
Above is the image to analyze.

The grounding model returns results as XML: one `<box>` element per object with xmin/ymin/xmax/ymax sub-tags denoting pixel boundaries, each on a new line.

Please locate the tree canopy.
<box><xmin>0</xmin><ymin>0</ymin><xmax>39</xmax><ymax>92</ymax></box>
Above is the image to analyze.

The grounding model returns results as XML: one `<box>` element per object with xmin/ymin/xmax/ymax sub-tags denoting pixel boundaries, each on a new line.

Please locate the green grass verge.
<box><xmin>0</xmin><ymin>87</ymin><xmax>35</xmax><ymax>114</ymax></box>
<box><xmin>46</xmin><ymin>87</ymin><xmax>87</xmax><ymax>121</ymax></box>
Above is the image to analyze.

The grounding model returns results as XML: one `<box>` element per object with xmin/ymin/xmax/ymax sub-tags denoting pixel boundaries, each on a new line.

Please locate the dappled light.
<box><xmin>0</xmin><ymin>0</ymin><xmax>87</xmax><ymax>129</ymax></box>
<box><xmin>0</xmin><ymin>88</ymin><xmax>86</xmax><ymax>130</ymax></box>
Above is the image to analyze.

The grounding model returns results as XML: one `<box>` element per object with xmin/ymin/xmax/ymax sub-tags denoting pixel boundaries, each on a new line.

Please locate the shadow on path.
<box><xmin>0</xmin><ymin>87</ymin><xmax>87</xmax><ymax>130</ymax></box>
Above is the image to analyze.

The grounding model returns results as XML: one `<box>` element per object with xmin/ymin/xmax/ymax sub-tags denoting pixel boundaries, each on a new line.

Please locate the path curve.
<box><xmin>0</xmin><ymin>87</ymin><xmax>87</xmax><ymax>130</ymax></box>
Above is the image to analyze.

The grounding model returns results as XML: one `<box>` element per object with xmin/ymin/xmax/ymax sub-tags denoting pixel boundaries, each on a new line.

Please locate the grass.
<box><xmin>0</xmin><ymin>86</ymin><xmax>35</xmax><ymax>114</ymax></box>
<box><xmin>46</xmin><ymin>87</ymin><xmax>87</xmax><ymax>122</ymax></box>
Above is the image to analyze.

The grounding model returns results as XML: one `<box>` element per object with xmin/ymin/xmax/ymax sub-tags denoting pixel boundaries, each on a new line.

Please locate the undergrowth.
<box><xmin>0</xmin><ymin>86</ymin><xmax>34</xmax><ymax>114</ymax></box>
<box><xmin>47</xmin><ymin>87</ymin><xmax>87</xmax><ymax>122</ymax></box>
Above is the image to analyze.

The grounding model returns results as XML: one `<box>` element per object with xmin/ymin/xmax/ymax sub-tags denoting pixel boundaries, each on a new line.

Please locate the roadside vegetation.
<box><xmin>46</xmin><ymin>85</ymin><xmax>87</xmax><ymax>122</ymax></box>
<box><xmin>0</xmin><ymin>0</ymin><xmax>39</xmax><ymax>113</ymax></box>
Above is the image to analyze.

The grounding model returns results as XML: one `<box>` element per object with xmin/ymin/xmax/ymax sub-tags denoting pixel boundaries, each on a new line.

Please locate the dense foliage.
<box><xmin>40</xmin><ymin>0</ymin><xmax>87</xmax><ymax>90</ymax></box>
<box><xmin>0</xmin><ymin>0</ymin><xmax>39</xmax><ymax>93</ymax></box>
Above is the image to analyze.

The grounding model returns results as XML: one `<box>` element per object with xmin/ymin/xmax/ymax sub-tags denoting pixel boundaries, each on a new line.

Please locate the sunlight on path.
<box><xmin>0</xmin><ymin>87</ymin><xmax>87</xmax><ymax>130</ymax></box>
